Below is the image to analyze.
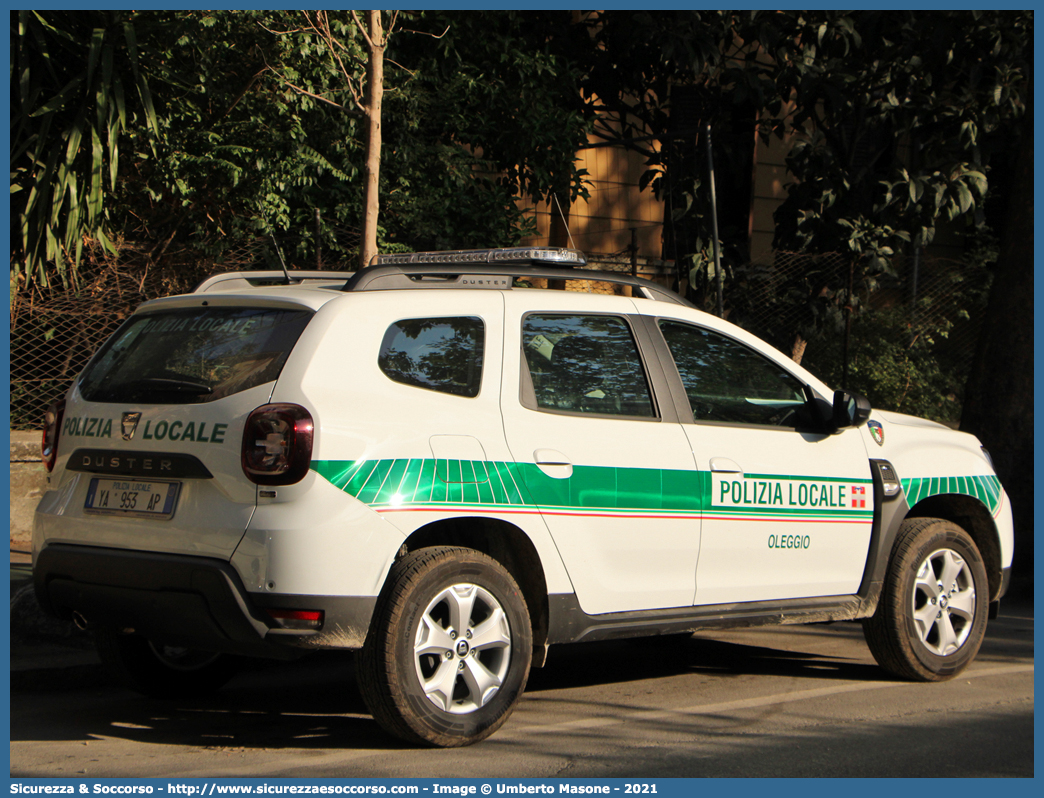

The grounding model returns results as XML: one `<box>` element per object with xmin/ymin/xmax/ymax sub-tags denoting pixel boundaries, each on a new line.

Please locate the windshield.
<box><xmin>78</xmin><ymin>306</ymin><xmax>313</xmax><ymax>404</ymax></box>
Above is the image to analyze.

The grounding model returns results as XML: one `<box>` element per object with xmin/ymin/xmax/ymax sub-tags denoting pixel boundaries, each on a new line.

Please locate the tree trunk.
<box><xmin>791</xmin><ymin>334</ymin><xmax>807</xmax><ymax>365</ymax></box>
<box><xmin>359</xmin><ymin>11</ymin><xmax>384</xmax><ymax>270</ymax></box>
<box><xmin>959</xmin><ymin>80</ymin><xmax>1033</xmax><ymax>590</ymax></box>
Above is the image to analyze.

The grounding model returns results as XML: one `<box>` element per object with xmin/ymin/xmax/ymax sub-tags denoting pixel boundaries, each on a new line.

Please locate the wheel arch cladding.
<box><xmin>906</xmin><ymin>494</ymin><xmax>1002</xmax><ymax>601</ymax></box>
<box><xmin>400</xmin><ymin>517</ymin><xmax>550</xmax><ymax>665</ymax></box>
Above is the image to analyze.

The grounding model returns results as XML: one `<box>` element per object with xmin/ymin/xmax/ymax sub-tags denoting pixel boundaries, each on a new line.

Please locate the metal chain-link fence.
<box><xmin>693</xmin><ymin>249</ymin><xmax>992</xmax><ymax>422</ymax></box>
<box><xmin>586</xmin><ymin>247</ymin><xmax>990</xmax><ymax>422</ymax></box>
<box><xmin>10</xmin><ymin>239</ymin><xmax>989</xmax><ymax>430</ymax></box>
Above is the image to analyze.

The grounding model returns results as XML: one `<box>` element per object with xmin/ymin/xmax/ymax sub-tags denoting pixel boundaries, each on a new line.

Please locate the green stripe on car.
<box><xmin>311</xmin><ymin>459</ymin><xmax>878</xmax><ymax>521</ymax></box>
<box><xmin>901</xmin><ymin>474</ymin><xmax>1002</xmax><ymax>514</ymax></box>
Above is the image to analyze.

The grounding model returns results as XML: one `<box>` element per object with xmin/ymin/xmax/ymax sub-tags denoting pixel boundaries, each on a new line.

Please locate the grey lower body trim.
<box><xmin>34</xmin><ymin>544</ymin><xmax>376</xmax><ymax>658</ymax></box>
<box><xmin>988</xmin><ymin>567</ymin><xmax>1013</xmax><ymax>620</ymax></box>
<box><xmin>999</xmin><ymin>565</ymin><xmax>1012</xmax><ymax>598</ymax></box>
<box><xmin>856</xmin><ymin>459</ymin><xmax>910</xmax><ymax>601</ymax></box>
<box><xmin>546</xmin><ymin>592</ymin><xmax>877</xmax><ymax>645</ymax></box>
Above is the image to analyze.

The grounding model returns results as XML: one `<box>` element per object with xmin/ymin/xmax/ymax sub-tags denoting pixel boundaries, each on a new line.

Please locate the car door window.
<box><xmin>659</xmin><ymin>320</ymin><xmax>805</xmax><ymax>427</ymax></box>
<box><xmin>522</xmin><ymin>314</ymin><xmax>655</xmax><ymax>418</ymax></box>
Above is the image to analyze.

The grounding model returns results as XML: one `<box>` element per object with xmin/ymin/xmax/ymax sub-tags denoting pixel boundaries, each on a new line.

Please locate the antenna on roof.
<box><xmin>269</xmin><ymin>234</ymin><xmax>297</xmax><ymax>285</ymax></box>
<box><xmin>552</xmin><ymin>194</ymin><xmax>576</xmax><ymax>250</ymax></box>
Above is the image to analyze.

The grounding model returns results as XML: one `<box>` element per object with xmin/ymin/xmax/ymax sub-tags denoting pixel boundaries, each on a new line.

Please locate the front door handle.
<box><xmin>709</xmin><ymin>457</ymin><xmax>743</xmax><ymax>475</ymax></box>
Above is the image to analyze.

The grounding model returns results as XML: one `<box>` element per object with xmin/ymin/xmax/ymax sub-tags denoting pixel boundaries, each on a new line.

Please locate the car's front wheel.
<box><xmin>863</xmin><ymin>518</ymin><xmax>989</xmax><ymax>681</ymax></box>
<box><xmin>357</xmin><ymin>546</ymin><xmax>532</xmax><ymax>747</ymax></box>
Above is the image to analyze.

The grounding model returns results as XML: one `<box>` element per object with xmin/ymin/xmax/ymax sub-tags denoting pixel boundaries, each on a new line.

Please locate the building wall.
<box><xmin>521</xmin><ymin>134</ymin><xmax>665</xmax><ymax>259</ymax></box>
<box><xmin>750</xmin><ymin>126</ymin><xmax>794</xmax><ymax>260</ymax></box>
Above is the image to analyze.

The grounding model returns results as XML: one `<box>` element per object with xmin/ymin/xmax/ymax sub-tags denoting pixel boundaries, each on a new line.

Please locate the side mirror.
<box><xmin>833</xmin><ymin>390</ymin><xmax>871</xmax><ymax>429</ymax></box>
<box><xmin>796</xmin><ymin>385</ymin><xmax>835</xmax><ymax>433</ymax></box>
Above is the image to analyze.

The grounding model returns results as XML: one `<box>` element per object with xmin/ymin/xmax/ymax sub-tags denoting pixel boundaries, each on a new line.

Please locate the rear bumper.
<box><xmin>34</xmin><ymin>544</ymin><xmax>376</xmax><ymax>658</ymax></box>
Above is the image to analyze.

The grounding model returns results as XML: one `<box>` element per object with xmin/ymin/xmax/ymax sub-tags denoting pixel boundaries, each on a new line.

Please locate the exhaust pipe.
<box><xmin>71</xmin><ymin>611</ymin><xmax>90</xmax><ymax>632</ymax></box>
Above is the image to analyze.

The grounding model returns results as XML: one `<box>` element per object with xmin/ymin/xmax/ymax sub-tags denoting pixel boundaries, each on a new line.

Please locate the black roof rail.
<box><xmin>194</xmin><ymin>270</ymin><xmax>356</xmax><ymax>293</ymax></box>
<box><xmin>191</xmin><ymin>249</ymin><xmax>693</xmax><ymax>307</ymax></box>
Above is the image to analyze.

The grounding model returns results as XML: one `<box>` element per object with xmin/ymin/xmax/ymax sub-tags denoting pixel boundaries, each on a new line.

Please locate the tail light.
<box><xmin>42</xmin><ymin>399</ymin><xmax>66</xmax><ymax>472</ymax></box>
<box><xmin>266</xmin><ymin>608</ymin><xmax>324</xmax><ymax>630</ymax></box>
<box><xmin>242</xmin><ymin>403</ymin><xmax>314</xmax><ymax>485</ymax></box>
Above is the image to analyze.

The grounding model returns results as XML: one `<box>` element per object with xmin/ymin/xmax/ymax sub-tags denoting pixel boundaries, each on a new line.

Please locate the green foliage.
<box><xmin>799</xmin><ymin>258</ymin><xmax>994</xmax><ymax>423</ymax></box>
<box><xmin>136</xmin><ymin>9</ymin><xmax>594</xmax><ymax>258</ymax></box>
<box><xmin>552</xmin><ymin>9</ymin><xmax>1029</xmax><ymax>303</ymax></box>
<box><xmin>772</xmin><ymin>10</ymin><xmax>1032</xmax><ymax>260</ymax></box>
<box><xmin>11</xmin><ymin>10</ymin><xmax>159</xmax><ymax>287</ymax></box>
<box><xmin>834</xmin><ymin>307</ymin><xmax>964</xmax><ymax>423</ymax></box>
<box><xmin>377</xmin><ymin>11</ymin><xmax>591</xmax><ymax>250</ymax></box>
<box><xmin>12</xmin><ymin>9</ymin><xmax>1031</xmax><ymax>297</ymax></box>
<box><xmin>13</xmin><ymin>10</ymin><xmax>596</xmax><ymax>284</ymax></box>
<box><xmin>412</xmin><ymin>12</ymin><xmax>591</xmax><ymax>203</ymax></box>
<box><xmin>576</xmin><ymin>12</ymin><xmax>781</xmax><ymax>162</ymax></box>
<box><xmin>119</xmin><ymin>10</ymin><xmax>367</xmax><ymax>255</ymax></box>
<box><xmin>381</xmin><ymin>144</ymin><xmax>538</xmax><ymax>251</ymax></box>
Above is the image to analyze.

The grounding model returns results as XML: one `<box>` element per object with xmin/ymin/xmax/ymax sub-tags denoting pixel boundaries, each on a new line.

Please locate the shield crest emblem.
<box><xmin>867</xmin><ymin>419</ymin><xmax>884</xmax><ymax>446</ymax></box>
<box><xmin>121</xmin><ymin>412</ymin><xmax>142</xmax><ymax>441</ymax></box>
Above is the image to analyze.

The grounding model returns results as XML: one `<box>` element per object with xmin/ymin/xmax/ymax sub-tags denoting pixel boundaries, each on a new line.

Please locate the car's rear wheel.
<box><xmin>94</xmin><ymin>626</ymin><xmax>241</xmax><ymax>698</ymax></box>
<box><xmin>863</xmin><ymin>518</ymin><xmax>988</xmax><ymax>681</ymax></box>
<box><xmin>357</xmin><ymin>546</ymin><xmax>532</xmax><ymax>747</ymax></box>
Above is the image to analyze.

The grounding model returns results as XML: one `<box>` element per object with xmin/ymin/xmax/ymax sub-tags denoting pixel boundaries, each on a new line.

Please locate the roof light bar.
<box><xmin>373</xmin><ymin>247</ymin><xmax>586</xmax><ymax>268</ymax></box>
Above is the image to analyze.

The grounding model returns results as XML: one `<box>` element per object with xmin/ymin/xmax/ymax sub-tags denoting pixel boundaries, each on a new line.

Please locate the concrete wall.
<box><xmin>11</xmin><ymin>430</ymin><xmax>45</xmax><ymax>552</ymax></box>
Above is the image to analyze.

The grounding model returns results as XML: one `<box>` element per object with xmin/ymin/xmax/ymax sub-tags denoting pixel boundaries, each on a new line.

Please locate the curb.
<box><xmin>10</xmin><ymin>430</ymin><xmax>42</xmax><ymax>462</ymax></box>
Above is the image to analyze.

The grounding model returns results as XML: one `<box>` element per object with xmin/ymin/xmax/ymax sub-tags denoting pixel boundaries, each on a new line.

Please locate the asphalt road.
<box><xmin>10</xmin><ymin>596</ymin><xmax>1033</xmax><ymax>779</ymax></box>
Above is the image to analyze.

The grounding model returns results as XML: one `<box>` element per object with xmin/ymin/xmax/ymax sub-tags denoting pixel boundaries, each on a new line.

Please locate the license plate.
<box><xmin>85</xmin><ymin>478</ymin><xmax>181</xmax><ymax>519</ymax></box>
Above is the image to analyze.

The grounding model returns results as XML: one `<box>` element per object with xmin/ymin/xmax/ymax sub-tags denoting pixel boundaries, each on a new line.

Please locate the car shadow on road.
<box><xmin>13</xmin><ymin>597</ymin><xmax>1032</xmax><ymax>754</ymax></box>
<box><xmin>527</xmin><ymin>628</ymin><xmax>888</xmax><ymax>694</ymax></box>
<box><xmin>13</xmin><ymin>629</ymin><xmax>888</xmax><ymax>753</ymax></box>
<box><xmin>9</xmin><ymin>651</ymin><xmax>413</xmax><ymax>750</ymax></box>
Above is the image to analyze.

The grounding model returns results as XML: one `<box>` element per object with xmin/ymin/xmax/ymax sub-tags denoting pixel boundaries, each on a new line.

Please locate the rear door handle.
<box><xmin>534</xmin><ymin>448</ymin><xmax>573</xmax><ymax>479</ymax></box>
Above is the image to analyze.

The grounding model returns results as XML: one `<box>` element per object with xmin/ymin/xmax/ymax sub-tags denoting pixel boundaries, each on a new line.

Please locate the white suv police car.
<box><xmin>34</xmin><ymin>247</ymin><xmax>1013</xmax><ymax>747</ymax></box>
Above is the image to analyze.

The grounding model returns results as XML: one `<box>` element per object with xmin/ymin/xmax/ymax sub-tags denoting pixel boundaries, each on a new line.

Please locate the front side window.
<box><xmin>378</xmin><ymin>316</ymin><xmax>485</xmax><ymax>397</ymax></box>
<box><xmin>522</xmin><ymin>314</ymin><xmax>655</xmax><ymax>418</ymax></box>
<box><xmin>79</xmin><ymin>306</ymin><xmax>313</xmax><ymax>404</ymax></box>
<box><xmin>659</xmin><ymin>320</ymin><xmax>806</xmax><ymax>427</ymax></box>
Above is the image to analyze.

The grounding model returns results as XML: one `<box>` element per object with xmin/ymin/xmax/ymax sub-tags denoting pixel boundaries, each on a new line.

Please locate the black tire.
<box><xmin>863</xmin><ymin>518</ymin><xmax>989</xmax><ymax>681</ymax></box>
<box><xmin>94</xmin><ymin>626</ymin><xmax>241</xmax><ymax>699</ymax></box>
<box><xmin>357</xmin><ymin>546</ymin><xmax>532</xmax><ymax>747</ymax></box>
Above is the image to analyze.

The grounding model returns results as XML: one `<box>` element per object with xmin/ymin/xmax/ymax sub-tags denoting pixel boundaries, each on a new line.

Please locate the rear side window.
<box><xmin>79</xmin><ymin>307</ymin><xmax>313</xmax><ymax>404</ymax></box>
<box><xmin>378</xmin><ymin>317</ymin><xmax>485</xmax><ymax>397</ymax></box>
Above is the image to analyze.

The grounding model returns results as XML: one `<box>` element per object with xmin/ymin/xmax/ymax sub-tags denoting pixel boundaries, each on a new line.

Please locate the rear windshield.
<box><xmin>78</xmin><ymin>306</ymin><xmax>313</xmax><ymax>404</ymax></box>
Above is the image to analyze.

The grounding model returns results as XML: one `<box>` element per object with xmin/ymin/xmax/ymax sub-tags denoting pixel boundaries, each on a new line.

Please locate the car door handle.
<box><xmin>709</xmin><ymin>457</ymin><xmax>743</xmax><ymax>474</ymax></box>
<box><xmin>534</xmin><ymin>449</ymin><xmax>573</xmax><ymax>479</ymax></box>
